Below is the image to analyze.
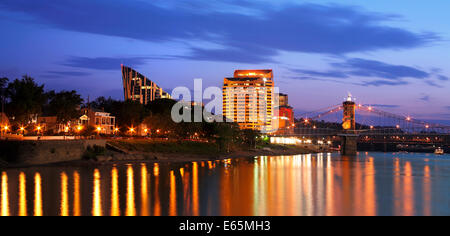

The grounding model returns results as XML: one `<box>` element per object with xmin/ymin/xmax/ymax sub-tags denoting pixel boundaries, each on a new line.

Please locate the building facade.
<box><xmin>122</xmin><ymin>65</ymin><xmax>171</xmax><ymax>105</ymax></box>
<box><xmin>223</xmin><ymin>70</ymin><xmax>274</xmax><ymax>132</ymax></box>
<box><xmin>79</xmin><ymin>108</ymin><xmax>116</xmax><ymax>135</ymax></box>
<box><xmin>273</xmin><ymin>93</ymin><xmax>295</xmax><ymax>135</ymax></box>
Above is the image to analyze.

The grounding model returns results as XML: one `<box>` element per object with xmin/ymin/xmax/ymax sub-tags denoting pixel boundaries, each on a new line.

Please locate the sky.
<box><xmin>0</xmin><ymin>0</ymin><xmax>450</xmax><ymax>123</ymax></box>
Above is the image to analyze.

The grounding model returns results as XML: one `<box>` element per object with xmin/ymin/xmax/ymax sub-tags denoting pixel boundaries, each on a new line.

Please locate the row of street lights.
<box><xmin>1</xmin><ymin>124</ymin><xmax>163</xmax><ymax>137</ymax></box>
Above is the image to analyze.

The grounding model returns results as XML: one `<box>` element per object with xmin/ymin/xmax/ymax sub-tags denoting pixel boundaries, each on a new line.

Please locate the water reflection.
<box><xmin>169</xmin><ymin>170</ymin><xmax>176</xmax><ymax>216</ymax></box>
<box><xmin>92</xmin><ymin>169</ymin><xmax>102</xmax><ymax>216</ymax></box>
<box><xmin>126</xmin><ymin>165</ymin><xmax>136</xmax><ymax>216</ymax></box>
<box><xmin>140</xmin><ymin>164</ymin><xmax>149</xmax><ymax>216</ymax></box>
<box><xmin>19</xmin><ymin>172</ymin><xmax>27</xmax><ymax>216</ymax></box>
<box><xmin>34</xmin><ymin>173</ymin><xmax>42</xmax><ymax>216</ymax></box>
<box><xmin>0</xmin><ymin>152</ymin><xmax>448</xmax><ymax>216</ymax></box>
<box><xmin>73</xmin><ymin>171</ymin><xmax>81</xmax><ymax>216</ymax></box>
<box><xmin>111</xmin><ymin>167</ymin><xmax>120</xmax><ymax>216</ymax></box>
<box><xmin>1</xmin><ymin>172</ymin><xmax>9</xmax><ymax>216</ymax></box>
<box><xmin>60</xmin><ymin>172</ymin><xmax>69</xmax><ymax>216</ymax></box>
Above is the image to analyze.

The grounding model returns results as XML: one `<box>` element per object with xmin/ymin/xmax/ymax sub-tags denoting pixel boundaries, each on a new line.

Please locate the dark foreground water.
<box><xmin>0</xmin><ymin>152</ymin><xmax>449</xmax><ymax>216</ymax></box>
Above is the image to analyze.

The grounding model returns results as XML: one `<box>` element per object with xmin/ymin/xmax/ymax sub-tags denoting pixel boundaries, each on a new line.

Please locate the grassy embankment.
<box><xmin>107</xmin><ymin>139</ymin><xmax>315</xmax><ymax>157</ymax></box>
<box><xmin>108</xmin><ymin>140</ymin><xmax>222</xmax><ymax>155</ymax></box>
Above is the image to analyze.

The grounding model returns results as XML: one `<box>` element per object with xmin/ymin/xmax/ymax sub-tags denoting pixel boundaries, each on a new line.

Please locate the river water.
<box><xmin>0</xmin><ymin>152</ymin><xmax>449</xmax><ymax>216</ymax></box>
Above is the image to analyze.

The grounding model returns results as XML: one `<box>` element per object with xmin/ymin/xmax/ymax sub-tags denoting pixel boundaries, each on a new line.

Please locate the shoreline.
<box><xmin>3</xmin><ymin>145</ymin><xmax>324</xmax><ymax>169</ymax></box>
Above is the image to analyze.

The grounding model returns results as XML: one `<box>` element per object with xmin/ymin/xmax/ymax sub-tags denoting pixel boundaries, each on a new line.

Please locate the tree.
<box><xmin>48</xmin><ymin>90</ymin><xmax>84</xmax><ymax>124</ymax></box>
<box><xmin>115</xmin><ymin>100</ymin><xmax>147</xmax><ymax>128</ymax></box>
<box><xmin>143</xmin><ymin>99</ymin><xmax>178</xmax><ymax>137</ymax></box>
<box><xmin>0</xmin><ymin>77</ymin><xmax>8</xmax><ymax>114</ymax></box>
<box><xmin>90</xmin><ymin>96</ymin><xmax>117</xmax><ymax>113</ymax></box>
<box><xmin>0</xmin><ymin>77</ymin><xmax>8</xmax><ymax>98</ymax></box>
<box><xmin>5</xmin><ymin>76</ymin><xmax>48</xmax><ymax>125</ymax></box>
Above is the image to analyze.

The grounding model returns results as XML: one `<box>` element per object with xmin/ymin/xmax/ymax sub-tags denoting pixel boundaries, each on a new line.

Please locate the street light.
<box><xmin>36</xmin><ymin>125</ymin><xmax>42</xmax><ymax>136</ymax></box>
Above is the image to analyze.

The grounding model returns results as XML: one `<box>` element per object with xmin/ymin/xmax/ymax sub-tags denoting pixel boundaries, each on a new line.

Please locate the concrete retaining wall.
<box><xmin>0</xmin><ymin>140</ymin><xmax>106</xmax><ymax>165</ymax></box>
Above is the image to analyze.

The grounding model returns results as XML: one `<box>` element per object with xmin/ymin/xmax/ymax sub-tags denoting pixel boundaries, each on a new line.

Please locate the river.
<box><xmin>0</xmin><ymin>152</ymin><xmax>449</xmax><ymax>216</ymax></box>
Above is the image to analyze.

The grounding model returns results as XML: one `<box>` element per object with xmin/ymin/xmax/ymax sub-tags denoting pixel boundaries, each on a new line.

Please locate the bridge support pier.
<box><xmin>339</xmin><ymin>134</ymin><xmax>359</xmax><ymax>156</ymax></box>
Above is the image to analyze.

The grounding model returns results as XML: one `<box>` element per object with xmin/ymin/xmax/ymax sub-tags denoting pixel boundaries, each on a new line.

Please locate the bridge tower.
<box><xmin>342</xmin><ymin>93</ymin><xmax>356</xmax><ymax>131</ymax></box>
<box><xmin>340</xmin><ymin>93</ymin><xmax>358</xmax><ymax>155</ymax></box>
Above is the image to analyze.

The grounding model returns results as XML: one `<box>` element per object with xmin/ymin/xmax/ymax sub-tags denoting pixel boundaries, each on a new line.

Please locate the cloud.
<box><xmin>425</xmin><ymin>80</ymin><xmax>443</xmax><ymax>88</ymax></box>
<box><xmin>365</xmin><ymin>104</ymin><xmax>401</xmax><ymax>109</ymax></box>
<box><xmin>0</xmin><ymin>0</ymin><xmax>438</xmax><ymax>63</ymax></box>
<box><xmin>178</xmin><ymin>46</ymin><xmax>277</xmax><ymax>64</ymax></box>
<box><xmin>419</xmin><ymin>95</ymin><xmax>430</xmax><ymax>102</ymax></box>
<box><xmin>61</xmin><ymin>56</ymin><xmax>153</xmax><ymax>70</ymax></box>
<box><xmin>362</xmin><ymin>80</ymin><xmax>409</xmax><ymax>87</ymax></box>
<box><xmin>291</xmin><ymin>69</ymin><xmax>349</xmax><ymax>78</ymax></box>
<box><xmin>332</xmin><ymin>58</ymin><xmax>430</xmax><ymax>80</ymax></box>
<box><xmin>438</xmin><ymin>75</ymin><xmax>449</xmax><ymax>81</ymax></box>
<box><xmin>46</xmin><ymin>71</ymin><xmax>91</xmax><ymax>77</ymax></box>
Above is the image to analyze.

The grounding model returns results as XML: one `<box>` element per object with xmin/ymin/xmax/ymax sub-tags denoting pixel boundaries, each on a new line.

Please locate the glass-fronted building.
<box><xmin>121</xmin><ymin>65</ymin><xmax>171</xmax><ymax>105</ymax></box>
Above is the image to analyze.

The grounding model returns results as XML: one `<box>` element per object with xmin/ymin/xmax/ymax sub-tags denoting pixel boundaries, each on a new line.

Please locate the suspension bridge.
<box><xmin>273</xmin><ymin>94</ymin><xmax>450</xmax><ymax>155</ymax></box>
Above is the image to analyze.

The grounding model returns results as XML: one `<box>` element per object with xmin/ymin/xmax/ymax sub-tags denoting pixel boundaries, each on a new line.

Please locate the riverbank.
<box><xmin>105</xmin><ymin>140</ymin><xmax>320</xmax><ymax>163</ymax></box>
<box><xmin>1</xmin><ymin>139</ymin><xmax>326</xmax><ymax>168</ymax></box>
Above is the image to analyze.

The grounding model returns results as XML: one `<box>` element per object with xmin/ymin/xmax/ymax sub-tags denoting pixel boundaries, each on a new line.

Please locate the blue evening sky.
<box><xmin>0</xmin><ymin>0</ymin><xmax>449</xmax><ymax>122</ymax></box>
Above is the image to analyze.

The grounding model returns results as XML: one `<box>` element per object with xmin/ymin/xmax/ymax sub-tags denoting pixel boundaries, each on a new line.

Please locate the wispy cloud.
<box><xmin>61</xmin><ymin>56</ymin><xmax>155</xmax><ymax>70</ymax></box>
<box><xmin>419</xmin><ymin>95</ymin><xmax>430</xmax><ymax>102</ymax></box>
<box><xmin>332</xmin><ymin>58</ymin><xmax>430</xmax><ymax>80</ymax></box>
<box><xmin>45</xmin><ymin>71</ymin><xmax>91</xmax><ymax>77</ymax></box>
<box><xmin>365</xmin><ymin>104</ymin><xmax>401</xmax><ymax>109</ymax></box>
<box><xmin>362</xmin><ymin>80</ymin><xmax>409</xmax><ymax>87</ymax></box>
<box><xmin>290</xmin><ymin>69</ymin><xmax>349</xmax><ymax>79</ymax></box>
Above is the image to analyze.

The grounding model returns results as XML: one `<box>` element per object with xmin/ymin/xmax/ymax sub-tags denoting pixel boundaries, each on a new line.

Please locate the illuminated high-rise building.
<box><xmin>223</xmin><ymin>70</ymin><xmax>275</xmax><ymax>132</ymax></box>
<box><xmin>121</xmin><ymin>65</ymin><xmax>171</xmax><ymax>105</ymax></box>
